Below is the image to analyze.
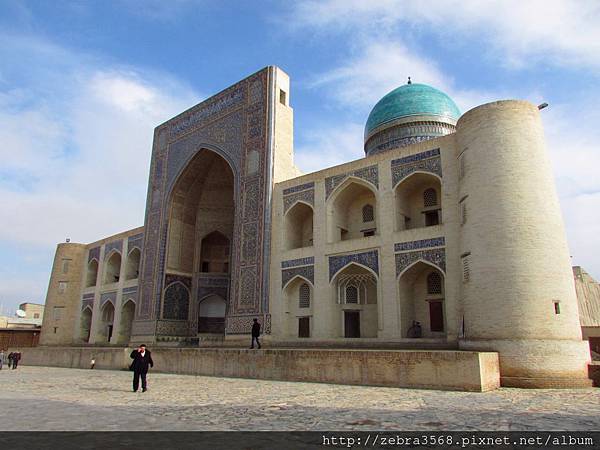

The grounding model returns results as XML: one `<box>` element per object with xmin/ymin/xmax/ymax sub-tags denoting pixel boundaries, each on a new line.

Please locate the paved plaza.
<box><xmin>0</xmin><ymin>366</ymin><xmax>599</xmax><ymax>431</ymax></box>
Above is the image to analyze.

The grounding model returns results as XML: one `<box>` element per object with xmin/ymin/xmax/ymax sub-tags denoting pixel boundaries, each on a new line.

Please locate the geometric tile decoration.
<box><xmin>328</xmin><ymin>250</ymin><xmax>379</xmax><ymax>281</ymax></box>
<box><xmin>197</xmin><ymin>275</ymin><xmax>229</xmax><ymax>302</ymax></box>
<box><xmin>282</xmin><ymin>265</ymin><xmax>314</xmax><ymax>288</ymax></box>
<box><xmin>281</xmin><ymin>257</ymin><xmax>315</xmax><ymax>269</ymax></box>
<box><xmin>104</xmin><ymin>240</ymin><xmax>123</xmax><ymax>257</ymax></box>
<box><xmin>162</xmin><ymin>282</ymin><xmax>190</xmax><ymax>320</ymax></box>
<box><xmin>391</xmin><ymin>148</ymin><xmax>442</xmax><ymax>187</ymax></box>
<box><xmin>394</xmin><ymin>236</ymin><xmax>446</xmax><ymax>276</ymax></box>
<box><xmin>394</xmin><ymin>237</ymin><xmax>445</xmax><ymax>252</ymax></box>
<box><xmin>325</xmin><ymin>164</ymin><xmax>379</xmax><ymax>199</ymax></box>
<box><xmin>226</xmin><ymin>313</ymin><xmax>271</xmax><ymax>335</ymax></box>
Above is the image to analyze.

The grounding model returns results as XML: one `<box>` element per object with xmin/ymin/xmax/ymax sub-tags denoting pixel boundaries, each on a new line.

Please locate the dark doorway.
<box><xmin>425</xmin><ymin>210</ymin><xmax>440</xmax><ymax>226</ymax></box>
<box><xmin>344</xmin><ymin>311</ymin><xmax>360</xmax><ymax>338</ymax></box>
<box><xmin>298</xmin><ymin>317</ymin><xmax>310</xmax><ymax>338</ymax></box>
<box><xmin>107</xmin><ymin>325</ymin><xmax>113</xmax><ymax>342</ymax></box>
<box><xmin>429</xmin><ymin>301</ymin><xmax>444</xmax><ymax>332</ymax></box>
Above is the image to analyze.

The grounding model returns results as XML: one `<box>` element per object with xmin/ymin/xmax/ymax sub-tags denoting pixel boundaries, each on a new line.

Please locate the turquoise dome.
<box><xmin>365</xmin><ymin>83</ymin><xmax>460</xmax><ymax>139</ymax></box>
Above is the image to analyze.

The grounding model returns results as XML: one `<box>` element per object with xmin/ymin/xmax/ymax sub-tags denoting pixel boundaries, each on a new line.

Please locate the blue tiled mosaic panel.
<box><xmin>162</xmin><ymin>283</ymin><xmax>190</xmax><ymax>320</ymax></box>
<box><xmin>170</xmin><ymin>88</ymin><xmax>244</xmax><ymax>139</ymax></box>
<box><xmin>283</xmin><ymin>189</ymin><xmax>314</xmax><ymax>213</ymax></box>
<box><xmin>128</xmin><ymin>233</ymin><xmax>144</xmax><ymax>251</ymax></box>
<box><xmin>281</xmin><ymin>257</ymin><xmax>315</xmax><ymax>269</ymax></box>
<box><xmin>122</xmin><ymin>286</ymin><xmax>138</xmax><ymax>303</ymax></box>
<box><xmin>282</xmin><ymin>265</ymin><xmax>314</xmax><ymax>288</ymax></box>
<box><xmin>391</xmin><ymin>148</ymin><xmax>442</xmax><ymax>187</ymax></box>
<box><xmin>100</xmin><ymin>291</ymin><xmax>117</xmax><ymax>307</ymax></box>
<box><xmin>165</xmin><ymin>274</ymin><xmax>192</xmax><ymax>289</ymax></box>
<box><xmin>88</xmin><ymin>247</ymin><xmax>100</xmax><ymax>263</ymax></box>
<box><xmin>81</xmin><ymin>293</ymin><xmax>94</xmax><ymax>311</ymax></box>
<box><xmin>155</xmin><ymin>320</ymin><xmax>189</xmax><ymax>336</ymax></box>
<box><xmin>325</xmin><ymin>165</ymin><xmax>379</xmax><ymax>199</ymax></box>
<box><xmin>105</xmin><ymin>240</ymin><xmax>123</xmax><ymax>257</ymax></box>
<box><xmin>283</xmin><ymin>182</ymin><xmax>315</xmax><ymax>196</ymax></box>
<box><xmin>395</xmin><ymin>237</ymin><xmax>445</xmax><ymax>252</ymax></box>
<box><xmin>395</xmin><ymin>248</ymin><xmax>446</xmax><ymax>276</ymax></box>
<box><xmin>328</xmin><ymin>250</ymin><xmax>379</xmax><ymax>281</ymax></box>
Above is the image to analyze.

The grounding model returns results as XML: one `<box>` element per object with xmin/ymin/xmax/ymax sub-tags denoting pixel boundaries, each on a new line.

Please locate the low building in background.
<box><xmin>0</xmin><ymin>303</ymin><xmax>44</xmax><ymax>350</ymax></box>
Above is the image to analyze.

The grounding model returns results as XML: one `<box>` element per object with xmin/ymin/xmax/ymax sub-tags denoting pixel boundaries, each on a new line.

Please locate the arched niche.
<box><xmin>394</xmin><ymin>172</ymin><xmax>442</xmax><ymax>231</ymax></box>
<box><xmin>282</xmin><ymin>276</ymin><xmax>313</xmax><ymax>338</ymax></box>
<box><xmin>199</xmin><ymin>231</ymin><xmax>230</xmax><ymax>274</ymax></box>
<box><xmin>327</xmin><ymin>179</ymin><xmax>377</xmax><ymax>243</ymax></box>
<box><xmin>117</xmin><ymin>300</ymin><xmax>136</xmax><ymax>344</ymax></box>
<box><xmin>331</xmin><ymin>263</ymin><xmax>378</xmax><ymax>338</ymax></box>
<box><xmin>103</xmin><ymin>252</ymin><xmax>122</xmax><ymax>285</ymax></box>
<box><xmin>284</xmin><ymin>202</ymin><xmax>314</xmax><ymax>250</ymax></box>
<box><xmin>198</xmin><ymin>295</ymin><xmax>226</xmax><ymax>334</ymax></box>
<box><xmin>125</xmin><ymin>248</ymin><xmax>141</xmax><ymax>280</ymax></box>
<box><xmin>86</xmin><ymin>259</ymin><xmax>98</xmax><ymax>288</ymax></box>
<box><xmin>398</xmin><ymin>261</ymin><xmax>446</xmax><ymax>338</ymax></box>
<box><xmin>80</xmin><ymin>307</ymin><xmax>92</xmax><ymax>342</ymax></box>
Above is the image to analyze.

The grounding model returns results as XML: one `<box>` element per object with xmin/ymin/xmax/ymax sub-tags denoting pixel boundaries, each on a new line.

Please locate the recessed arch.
<box><xmin>199</xmin><ymin>231</ymin><xmax>231</xmax><ymax>273</ymax></box>
<box><xmin>394</xmin><ymin>171</ymin><xmax>442</xmax><ymax>231</ymax></box>
<box><xmin>97</xmin><ymin>300</ymin><xmax>115</xmax><ymax>342</ymax></box>
<box><xmin>331</xmin><ymin>262</ymin><xmax>379</xmax><ymax>338</ymax></box>
<box><xmin>103</xmin><ymin>250</ymin><xmax>122</xmax><ymax>284</ymax></box>
<box><xmin>327</xmin><ymin>177</ymin><xmax>379</xmax><ymax>243</ymax></box>
<box><xmin>282</xmin><ymin>273</ymin><xmax>314</xmax><ymax>291</ymax></box>
<box><xmin>392</xmin><ymin>170</ymin><xmax>442</xmax><ymax>190</ymax></box>
<box><xmin>284</xmin><ymin>200</ymin><xmax>314</xmax><ymax>250</ymax></box>
<box><xmin>397</xmin><ymin>258</ymin><xmax>446</xmax><ymax>280</ymax></box>
<box><xmin>398</xmin><ymin>261</ymin><xmax>446</xmax><ymax>338</ymax></box>
<box><xmin>282</xmin><ymin>275</ymin><xmax>314</xmax><ymax>338</ymax></box>
<box><xmin>198</xmin><ymin>294</ymin><xmax>226</xmax><ymax>334</ymax></box>
<box><xmin>330</xmin><ymin>261</ymin><xmax>379</xmax><ymax>285</ymax></box>
<box><xmin>86</xmin><ymin>259</ymin><xmax>99</xmax><ymax>288</ymax></box>
<box><xmin>125</xmin><ymin>247</ymin><xmax>141</xmax><ymax>280</ymax></box>
<box><xmin>117</xmin><ymin>299</ymin><xmax>136</xmax><ymax>344</ymax></box>
<box><xmin>79</xmin><ymin>306</ymin><xmax>92</xmax><ymax>343</ymax></box>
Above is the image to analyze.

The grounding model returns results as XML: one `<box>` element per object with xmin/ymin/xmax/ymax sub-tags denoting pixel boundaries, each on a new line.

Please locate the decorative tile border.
<box><xmin>325</xmin><ymin>165</ymin><xmax>379</xmax><ymax>200</ymax></box>
<box><xmin>281</xmin><ymin>257</ymin><xmax>315</xmax><ymax>269</ymax></box>
<box><xmin>328</xmin><ymin>250</ymin><xmax>379</xmax><ymax>281</ymax></box>
<box><xmin>197</xmin><ymin>275</ymin><xmax>229</xmax><ymax>302</ymax></box>
<box><xmin>394</xmin><ymin>237</ymin><xmax>445</xmax><ymax>252</ymax></box>
<box><xmin>88</xmin><ymin>247</ymin><xmax>100</xmax><ymax>263</ymax></box>
<box><xmin>104</xmin><ymin>240</ymin><xmax>123</xmax><ymax>257</ymax></box>
<box><xmin>282</xmin><ymin>265</ymin><xmax>314</xmax><ymax>288</ymax></box>
<box><xmin>283</xmin><ymin>182</ymin><xmax>314</xmax><ymax>196</ymax></box>
<box><xmin>391</xmin><ymin>148</ymin><xmax>442</xmax><ymax>187</ymax></box>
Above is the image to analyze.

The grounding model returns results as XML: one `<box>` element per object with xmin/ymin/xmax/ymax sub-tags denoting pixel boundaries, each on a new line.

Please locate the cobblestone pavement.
<box><xmin>0</xmin><ymin>367</ymin><xmax>598</xmax><ymax>431</ymax></box>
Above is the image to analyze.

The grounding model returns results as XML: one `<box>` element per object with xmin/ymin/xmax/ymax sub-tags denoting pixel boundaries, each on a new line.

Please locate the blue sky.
<box><xmin>1</xmin><ymin>0</ymin><xmax>599</xmax><ymax>314</ymax></box>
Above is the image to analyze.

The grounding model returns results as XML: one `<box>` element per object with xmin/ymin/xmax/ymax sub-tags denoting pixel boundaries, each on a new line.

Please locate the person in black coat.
<box><xmin>129</xmin><ymin>344</ymin><xmax>153</xmax><ymax>392</ymax></box>
<box><xmin>250</xmin><ymin>318</ymin><xmax>261</xmax><ymax>349</ymax></box>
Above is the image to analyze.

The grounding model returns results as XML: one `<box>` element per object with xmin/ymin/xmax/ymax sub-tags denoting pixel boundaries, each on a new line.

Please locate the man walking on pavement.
<box><xmin>250</xmin><ymin>318</ymin><xmax>261</xmax><ymax>349</ymax></box>
<box><xmin>129</xmin><ymin>344</ymin><xmax>154</xmax><ymax>392</ymax></box>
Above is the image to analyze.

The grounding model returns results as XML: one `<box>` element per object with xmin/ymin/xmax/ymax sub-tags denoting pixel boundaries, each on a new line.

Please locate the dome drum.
<box><xmin>365</xmin><ymin>120</ymin><xmax>456</xmax><ymax>155</ymax></box>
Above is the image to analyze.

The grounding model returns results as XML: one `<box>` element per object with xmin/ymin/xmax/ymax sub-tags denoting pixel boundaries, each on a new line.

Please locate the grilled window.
<box><xmin>299</xmin><ymin>283</ymin><xmax>310</xmax><ymax>308</ymax></box>
<box><xmin>423</xmin><ymin>188</ymin><xmax>438</xmax><ymax>207</ymax></box>
<box><xmin>345</xmin><ymin>285</ymin><xmax>358</xmax><ymax>304</ymax></box>
<box><xmin>427</xmin><ymin>272</ymin><xmax>443</xmax><ymax>295</ymax></box>
<box><xmin>362</xmin><ymin>204</ymin><xmax>374</xmax><ymax>222</ymax></box>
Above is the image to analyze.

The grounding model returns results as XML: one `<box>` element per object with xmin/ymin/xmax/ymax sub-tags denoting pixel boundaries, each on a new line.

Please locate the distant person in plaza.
<box><xmin>7</xmin><ymin>352</ymin><xmax>13</xmax><ymax>369</ymax></box>
<box><xmin>11</xmin><ymin>351</ymin><xmax>21</xmax><ymax>369</ymax></box>
<box><xmin>0</xmin><ymin>350</ymin><xmax>4</xmax><ymax>370</ymax></box>
<box><xmin>90</xmin><ymin>357</ymin><xmax>96</xmax><ymax>369</ymax></box>
<box><xmin>250</xmin><ymin>318</ymin><xmax>261</xmax><ymax>349</ymax></box>
<box><xmin>129</xmin><ymin>344</ymin><xmax>153</xmax><ymax>393</ymax></box>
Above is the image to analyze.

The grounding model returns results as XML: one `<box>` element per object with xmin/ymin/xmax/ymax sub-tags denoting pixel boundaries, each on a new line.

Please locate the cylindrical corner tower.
<box><xmin>455</xmin><ymin>100</ymin><xmax>591</xmax><ymax>388</ymax></box>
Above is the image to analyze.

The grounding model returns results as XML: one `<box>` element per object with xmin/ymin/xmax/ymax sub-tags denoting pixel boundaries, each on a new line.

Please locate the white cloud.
<box><xmin>295</xmin><ymin>123</ymin><xmax>365</xmax><ymax>173</ymax></box>
<box><xmin>292</xmin><ymin>0</ymin><xmax>600</xmax><ymax>71</ymax></box>
<box><xmin>0</xmin><ymin>35</ymin><xmax>199</xmax><ymax>310</ymax></box>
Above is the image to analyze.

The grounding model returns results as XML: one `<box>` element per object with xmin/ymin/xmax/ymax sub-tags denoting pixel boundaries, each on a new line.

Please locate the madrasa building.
<box><xmin>39</xmin><ymin>66</ymin><xmax>592</xmax><ymax>388</ymax></box>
